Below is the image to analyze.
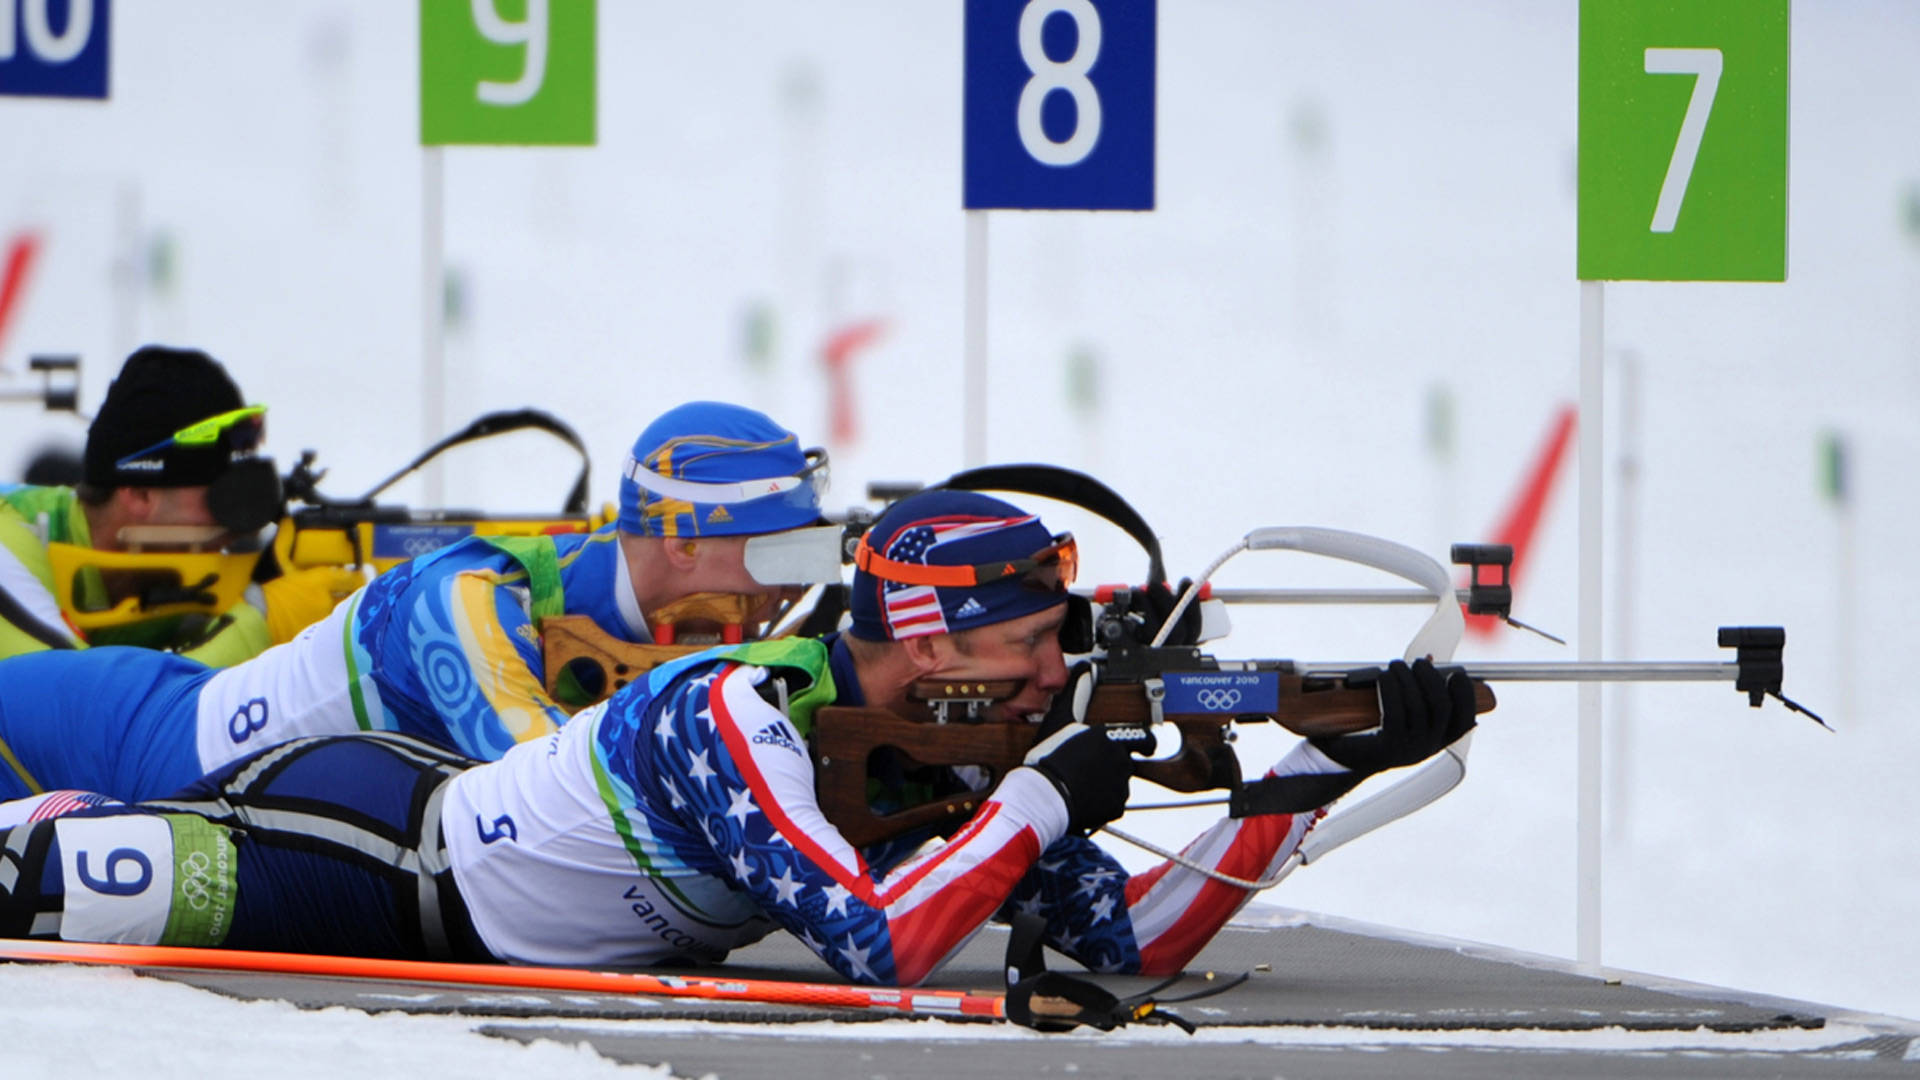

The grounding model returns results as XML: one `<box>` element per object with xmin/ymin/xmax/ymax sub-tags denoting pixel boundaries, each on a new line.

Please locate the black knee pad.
<box><xmin>0</xmin><ymin>821</ymin><xmax>59</xmax><ymax>939</ymax></box>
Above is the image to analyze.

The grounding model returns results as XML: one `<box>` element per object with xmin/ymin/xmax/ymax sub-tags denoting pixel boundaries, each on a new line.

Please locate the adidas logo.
<box><xmin>707</xmin><ymin>505</ymin><xmax>734</xmax><ymax>523</ymax></box>
<box><xmin>955</xmin><ymin>597</ymin><xmax>988</xmax><ymax>620</ymax></box>
<box><xmin>750</xmin><ymin>721</ymin><xmax>803</xmax><ymax>757</ymax></box>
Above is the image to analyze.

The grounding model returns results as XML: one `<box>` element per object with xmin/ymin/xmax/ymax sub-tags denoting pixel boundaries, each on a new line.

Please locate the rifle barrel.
<box><xmin>1298</xmin><ymin>661</ymin><xmax>1738</xmax><ymax>683</ymax></box>
<box><xmin>1207</xmin><ymin>587</ymin><xmax>1469</xmax><ymax>605</ymax></box>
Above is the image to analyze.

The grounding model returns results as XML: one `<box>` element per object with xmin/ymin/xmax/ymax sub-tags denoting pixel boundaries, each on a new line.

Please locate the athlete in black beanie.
<box><xmin>82</xmin><ymin>345</ymin><xmax>248</xmax><ymax>493</ymax></box>
<box><xmin>0</xmin><ymin>345</ymin><xmax>307</xmax><ymax>666</ymax></box>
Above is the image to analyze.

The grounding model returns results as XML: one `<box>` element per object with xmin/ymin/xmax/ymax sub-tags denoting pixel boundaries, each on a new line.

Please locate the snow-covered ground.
<box><xmin>2</xmin><ymin>0</ymin><xmax>1916</xmax><ymax>1048</ymax></box>
<box><xmin>1</xmin><ymin>962</ymin><xmax>666</xmax><ymax>1080</ymax></box>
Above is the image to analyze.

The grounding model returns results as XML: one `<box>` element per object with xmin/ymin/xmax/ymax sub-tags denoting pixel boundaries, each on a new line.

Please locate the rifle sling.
<box><xmin>1228</xmin><ymin>770</ymin><xmax>1363</xmax><ymax>818</ymax></box>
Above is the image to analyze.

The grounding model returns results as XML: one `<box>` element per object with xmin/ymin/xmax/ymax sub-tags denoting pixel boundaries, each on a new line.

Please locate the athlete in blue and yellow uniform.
<box><xmin>0</xmin><ymin>402</ymin><xmax>844</xmax><ymax>802</ymax></box>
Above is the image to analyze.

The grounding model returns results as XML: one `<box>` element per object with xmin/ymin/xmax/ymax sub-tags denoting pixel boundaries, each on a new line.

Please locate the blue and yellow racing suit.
<box><xmin>0</xmin><ymin>526</ymin><xmax>650</xmax><ymax>802</ymax></box>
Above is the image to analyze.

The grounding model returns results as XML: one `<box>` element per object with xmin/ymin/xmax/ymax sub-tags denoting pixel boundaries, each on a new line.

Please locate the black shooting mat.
<box><xmin>132</xmin><ymin>918</ymin><xmax>1920</xmax><ymax>1080</ymax></box>
<box><xmin>142</xmin><ymin>919</ymin><xmax>1829</xmax><ymax>1031</ymax></box>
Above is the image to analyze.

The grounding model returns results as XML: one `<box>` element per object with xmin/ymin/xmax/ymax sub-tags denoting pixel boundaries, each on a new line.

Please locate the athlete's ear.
<box><xmin>662</xmin><ymin>537</ymin><xmax>701</xmax><ymax>571</ymax></box>
<box><xmin>899</xmin><ymin>632</ymin><xmax>948</xmax><ymax>677</ymax></box>
<box><xmin>115</xmin><ymin>486</ymin><xmax>159</xmax><ymax>524</ymax></box>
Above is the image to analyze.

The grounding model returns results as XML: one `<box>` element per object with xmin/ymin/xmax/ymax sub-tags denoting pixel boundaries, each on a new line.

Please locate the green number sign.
<box><xmin>1578</xmin><ymin>0</ymin><xmax>1788</xmax><ymax>281</ymax></box>
<box><xmin>421</xmin><ymin>0</ymin><xmax>596</xmax><ymax>146</ymax></box>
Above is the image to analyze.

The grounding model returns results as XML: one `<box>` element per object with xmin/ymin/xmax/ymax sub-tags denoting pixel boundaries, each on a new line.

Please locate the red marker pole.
<box><xmin>0</xmin><ymin>232</ymin><xmax>44</xmax><ymax>366</ymax></box>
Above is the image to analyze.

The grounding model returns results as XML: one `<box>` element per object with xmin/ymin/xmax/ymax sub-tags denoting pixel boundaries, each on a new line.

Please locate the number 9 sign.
<box><xmin>420</xmin><ymin>0</ymin><xmax>596</xmax><ymax>146</ymax></box>
<box><xmin>965</xmin><ymin>0</ymin><xmax>1156</xmax><ymax>210</ymax></box>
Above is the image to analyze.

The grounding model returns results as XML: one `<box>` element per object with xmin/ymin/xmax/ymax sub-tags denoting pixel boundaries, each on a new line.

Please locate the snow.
<box><xmin>0</xmin><ymin>963</ymin><xmax>670</xmax><ymax>1080</ymax></box>
<box><xmin>1</xmin><ymin>0</ymin><xmax>1917</xmax><ymax>1065</ymax></box>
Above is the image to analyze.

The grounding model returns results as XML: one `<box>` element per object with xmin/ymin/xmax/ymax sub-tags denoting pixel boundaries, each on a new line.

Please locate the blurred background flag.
<box><xmin>0</xmin><ymin>231</ymin><xmax>42</xmax><ymax>369</ymax></box>
<box><xmin>1465</xmin><ymin>403</ymin><xmax>1576</xmax><ymax>639</ymax></box>
<box><xmin>820</xmin><ymin>318</ymin><xmax>886</xmax><ymax>448</ymax></box>
<box><xmin>1819</xmin><ymin>429</ymin><xmax>1848</xmax><ymax>508</ymax></box>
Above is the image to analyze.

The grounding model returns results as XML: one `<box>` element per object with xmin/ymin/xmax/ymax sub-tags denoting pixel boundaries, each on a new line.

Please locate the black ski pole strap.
<box><xmin>1229</xmin><ymin>770</ymin><xmax>1364</xmax><ymax>819</ymax></box>
<box><xmin>1001</xmin><ymin>913</ymin><xmax>1214</xmax><ymax>1034</ymax></box>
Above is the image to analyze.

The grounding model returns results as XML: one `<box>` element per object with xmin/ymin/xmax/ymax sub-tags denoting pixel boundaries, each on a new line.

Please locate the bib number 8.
<box><xmin>1016</xmin><ymin>0</ymin><xmax>1103</xmax><ymax>166</ymax></box>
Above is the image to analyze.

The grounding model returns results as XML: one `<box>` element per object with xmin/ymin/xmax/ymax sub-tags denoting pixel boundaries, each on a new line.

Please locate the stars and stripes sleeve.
<box><xmin>635</xmin><ymin>662</ymin><xmax>1070</xmax><ymax>986</ymax></box>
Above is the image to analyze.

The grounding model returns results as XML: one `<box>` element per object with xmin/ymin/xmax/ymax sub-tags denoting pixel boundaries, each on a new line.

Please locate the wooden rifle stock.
<box><xmin>539</xmin><ymin>614</ymin><xmax>708</xmax><ymax>707</ymax></box>
<box><xmin>535</xmin><ymin>615</ymin><xmax>1498</xmax><ymax>847</ymax></box>
<box><xmin>810</xmin><ymin>677</ymin><xmax>1495</xmax><ymax>848</ymax></box>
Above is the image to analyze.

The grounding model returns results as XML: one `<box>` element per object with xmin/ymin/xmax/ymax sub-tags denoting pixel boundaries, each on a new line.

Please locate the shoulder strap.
<box><xmin>711</xmin><ymin>637</ymin><xmax>836</xmax><ymax>736</ymax></box>
<box><xmin>482</xmin><ymin>535</ymin><xmax>565</xmax><ymax>622</ymax></box>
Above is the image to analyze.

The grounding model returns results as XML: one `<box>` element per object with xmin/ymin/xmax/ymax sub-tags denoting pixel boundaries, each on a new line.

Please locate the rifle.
<box><xmin>811</xmin><ymin>525</ymin><xmax>1814</xmax><ymax>850</ymax></box>
<box><xmin>272</xmin><ymin>408</ymin><xmax>613</xmax><ymax>575</ymax></box>
<box><xmin>543</xmin><ymin>467</ymin><xmax>1817</xmax><ymax>854</ymax></box>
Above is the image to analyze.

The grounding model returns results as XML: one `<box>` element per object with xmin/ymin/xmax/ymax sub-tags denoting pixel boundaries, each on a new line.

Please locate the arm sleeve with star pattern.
<box><xmin>629</xmin><ymin>661</ymin><xmax>1073</xmax><ymax>986</ymax></box>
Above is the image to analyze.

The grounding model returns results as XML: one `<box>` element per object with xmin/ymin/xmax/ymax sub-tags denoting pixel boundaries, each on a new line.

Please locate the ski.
<box><xmin>0</xmin><ymin>939</ymin><xmax>1006</xmax><ymax>1020</ymax></box>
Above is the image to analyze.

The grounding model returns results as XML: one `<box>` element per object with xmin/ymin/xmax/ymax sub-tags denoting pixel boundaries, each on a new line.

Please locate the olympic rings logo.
<box><xmin>400</xmin><ymin>536</ymin><xmax>450</xmax><ymax>556</ymax></box>
<box><xmin>1194</xmin><ymin>688</ymin><xmax>1243</xmax><ymax>711</ymax></box>
<box><xmin>228</xmin><ymin>698</ymin><xmax>270</xmax><ymax>744</ymax></box>
<box><xmin>178</xmin><ymin>850</ymin><xmax>216</xmax><ymax>911</ymax></box>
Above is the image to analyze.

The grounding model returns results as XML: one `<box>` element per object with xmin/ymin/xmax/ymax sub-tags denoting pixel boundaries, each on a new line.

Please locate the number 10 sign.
<box><xmin>1578</xmin><ymin>0</ymin><xmax>1788</xmax><ymax>281</ymax></box>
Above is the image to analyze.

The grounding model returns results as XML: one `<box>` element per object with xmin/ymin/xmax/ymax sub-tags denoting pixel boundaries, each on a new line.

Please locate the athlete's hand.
<box><xmin>1310</xmin><ymin>658</ymin><xmax>1478</xmax><ymax>775</ymax></box>
<box><xmin>1024</xmin><ymin>663</ymin><xmax>1153</xmax><ymax>833</ymax></box>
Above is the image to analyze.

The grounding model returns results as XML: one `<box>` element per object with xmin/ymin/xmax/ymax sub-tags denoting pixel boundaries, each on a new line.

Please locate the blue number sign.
<box><xmin>963</xmin><ymin>0</ymin><xmax>1155</xmax><ymax>210</ymax></box>
<box><xmin>0</xmin><ymin>0</ymin><xmax>110</xmax><ymax>99</ymax></box>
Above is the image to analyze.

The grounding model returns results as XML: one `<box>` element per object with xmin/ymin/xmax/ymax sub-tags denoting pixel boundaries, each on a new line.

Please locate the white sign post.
<box><xmin>962</xmin><ymin>0</ymin><xmax>1156</xmax><ymax>466</ymax></box>
<box><xmin>1576</xmin><ymin>0</ymin><xmax>1789</xmax><ymax>973</ymax></box>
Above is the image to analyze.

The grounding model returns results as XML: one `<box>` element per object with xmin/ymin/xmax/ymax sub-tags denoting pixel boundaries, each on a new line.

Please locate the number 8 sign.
<box><xmin>1578</xmin><ymin>0</ymin><xmax>1788</xmax><ymax>282</ymax></box>
<box><xmin>965</xmin><ymin>0</ymin><xmax>1156</xmax><ymax>210</ymax></box>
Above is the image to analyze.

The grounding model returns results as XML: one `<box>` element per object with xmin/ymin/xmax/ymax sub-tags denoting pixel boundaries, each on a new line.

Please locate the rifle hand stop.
<box><xmin>1451</xmin><ymin>543</ymin><xmax>1565</xmax><ymax>645</ymax></box>
<box><xmin>1719</xmin><ymin>626</ymin><xmax>1830</xmax><ymax>730</ymax></box>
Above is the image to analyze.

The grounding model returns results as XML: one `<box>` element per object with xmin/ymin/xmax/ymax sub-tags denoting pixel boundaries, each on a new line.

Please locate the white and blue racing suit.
<box><xmin>0</xmin><ymin>634</ymin><xmax>1335</xmax><ymax>984</ymax></box>
<box><xmin>0</xmin><ymin>527</ymin><xmax>648</xmax><ymax>802</ymax></box>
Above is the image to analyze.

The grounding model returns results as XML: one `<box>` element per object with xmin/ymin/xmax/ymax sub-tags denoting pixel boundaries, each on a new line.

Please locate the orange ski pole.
<box><xmin>0</xmin><ymin>939</ymin><xmax>1005</xmax><ymax>1020</ymax></box>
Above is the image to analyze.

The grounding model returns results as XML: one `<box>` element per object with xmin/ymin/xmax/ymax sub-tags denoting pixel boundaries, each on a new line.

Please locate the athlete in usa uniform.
<box><xmin>0</xmin><ymin>489</ymin><xmax>1478</xmax><ymax>986</ymax></box>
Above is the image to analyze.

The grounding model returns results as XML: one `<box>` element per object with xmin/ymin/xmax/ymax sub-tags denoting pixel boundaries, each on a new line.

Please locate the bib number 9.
<box><xmin>76</xmin><ymin>847</ymin><xmax>154</xmax><ymax>897</ymax></box>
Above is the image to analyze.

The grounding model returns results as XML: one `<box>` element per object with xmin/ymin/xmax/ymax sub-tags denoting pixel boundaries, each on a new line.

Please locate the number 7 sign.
<box><xmin>1578</xmin><ymin>0</ymin><xmax>1788</xmax><ymax>281</ymax></box>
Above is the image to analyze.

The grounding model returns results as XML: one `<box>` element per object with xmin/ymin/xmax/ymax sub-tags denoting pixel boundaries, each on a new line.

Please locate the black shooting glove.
<box><xmin>1025</xmin><ymin>662</ymin><xmax>1154</xmax><ymax>833</ymax></box>
<box><xmin>1310</xmin><ymin>658</ymin><xmax>1479</xmax><ymax>776</ymax></box>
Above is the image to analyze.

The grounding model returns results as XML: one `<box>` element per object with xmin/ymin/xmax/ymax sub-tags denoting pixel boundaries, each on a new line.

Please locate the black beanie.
<box><xmin>84</xmin><ymin>346</ymin><xmax>248</xmax><ymax>489</ymax></box>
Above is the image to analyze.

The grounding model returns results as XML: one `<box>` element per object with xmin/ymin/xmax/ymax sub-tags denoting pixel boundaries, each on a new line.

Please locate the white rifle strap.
<box><xmin>1110</xmin><ymin>527</ymin><xmax>1473</xmax><ymax>889</ymax></box>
